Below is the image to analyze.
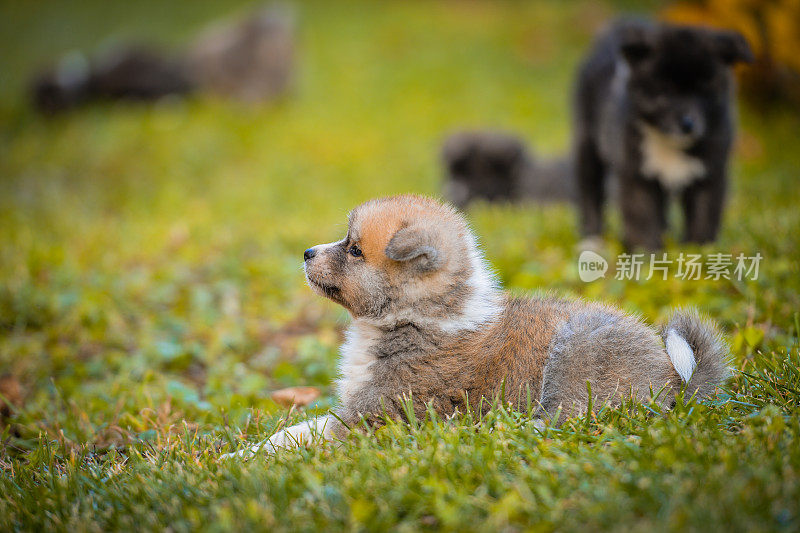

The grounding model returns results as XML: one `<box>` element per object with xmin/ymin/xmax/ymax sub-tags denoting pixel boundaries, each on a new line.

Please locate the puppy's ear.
<box><xmin>618</xmin><ymin>20</ymin><xmax>655</xmax><ymax>65</ymax></box>
<box><xmin>714</xmin><ymin>30</ymin><xmax>754</xmax><ymax>65</ymax></box>
<box><xmin>442</xmin><ymin>134</ymin><xmax>474</xmax><ymax>173</ymax></box>
<box><xmin>384</xmin><ymin>226</ymin><xmax>442</xmax><ymax>271</ymax></box>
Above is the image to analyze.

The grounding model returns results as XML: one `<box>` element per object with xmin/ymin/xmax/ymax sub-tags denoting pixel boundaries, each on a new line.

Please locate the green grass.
<box><xmin>1</xmin><ymin>0</ymin><xmax>799</xmax><ymax>530</ymax></box>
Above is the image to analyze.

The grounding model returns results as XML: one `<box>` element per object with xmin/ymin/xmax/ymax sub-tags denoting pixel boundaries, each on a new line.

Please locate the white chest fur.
<box><xmin>337</xmin><ymin>322</ymin><xmax>379</xmax><ymax>403</ymax></box>
<box><xmin>639</xmin><ymin>125</ymin><xmax>706</xmax><ymax>190</ymax></box>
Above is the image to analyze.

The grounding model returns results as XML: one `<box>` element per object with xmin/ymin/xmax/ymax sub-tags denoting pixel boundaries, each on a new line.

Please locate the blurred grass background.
<box><xmin>0</xmin><ymin>0</ymin><xmax>799</xmax><ymax>530</ymax></box>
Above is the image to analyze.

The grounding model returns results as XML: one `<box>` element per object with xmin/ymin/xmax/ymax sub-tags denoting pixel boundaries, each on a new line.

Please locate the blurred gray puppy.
<box><xmin>442</xmin><ymin>131</ymin><xmax>575</xmax><ymax>208</ymax></box>
<box><xmin>188</xmin><ymin>4</ymin><xmax>294</xmax><ymax>103</ymax></box>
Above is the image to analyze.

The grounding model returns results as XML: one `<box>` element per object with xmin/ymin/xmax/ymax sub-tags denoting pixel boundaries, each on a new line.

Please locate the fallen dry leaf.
<box><xmin>270</xmin><ymin>386</ymin><xmax>321</xmax><ymax>408</ymax></box>
<box><xmin>0</xmin><ymin>374</ymin><xmax>24</xmax><ymax>419</ymax></box>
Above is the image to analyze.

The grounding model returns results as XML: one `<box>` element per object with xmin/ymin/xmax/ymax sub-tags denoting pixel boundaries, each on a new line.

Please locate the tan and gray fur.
<box><xmin>226</xmin><ymin>194</ymin><xmax>729</xmax><ymax>457</ymax></box>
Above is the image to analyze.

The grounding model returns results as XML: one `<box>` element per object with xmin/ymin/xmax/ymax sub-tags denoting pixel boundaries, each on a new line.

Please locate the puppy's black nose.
<box><xmin>303</xmin><ymin>248</ymin><xmax>316</xmax><ymax>261</ymax></box>
<box><xmin>679</xmin><ymin>116</ymin><xmax>696</xmax><ymax>135</ymax></box>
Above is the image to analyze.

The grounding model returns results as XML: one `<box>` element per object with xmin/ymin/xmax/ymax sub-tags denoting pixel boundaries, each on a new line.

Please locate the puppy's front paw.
<box><xmin>219</xmin><ymin>415</ymin><xmax>333</xmax><ymax>461</ymax></box>
<box><xmin>220</xmin><ymin>438</ymin><xmax>276</xmax><ymax>460</ymax></box>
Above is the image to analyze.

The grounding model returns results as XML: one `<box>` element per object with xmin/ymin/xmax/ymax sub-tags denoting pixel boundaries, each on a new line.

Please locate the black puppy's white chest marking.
<box><xmin>639</xmin><ymin>124</ymin><xmax>706</xmax><ymax>190</ymax></box>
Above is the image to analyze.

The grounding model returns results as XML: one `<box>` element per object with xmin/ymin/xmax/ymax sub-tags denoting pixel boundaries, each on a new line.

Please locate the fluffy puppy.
<box><xmin>31</xmin><ymin>6</ymin><xmax>293</xmax><ymax>114</ymax></box>
<box><xmin>441</xmin><ymin>131</ymin><xmax>575</xmax><ymax>208</ymax></box>
<box><xmin>31</xmin><ymin>46</ymin><xmax>194</xmax><ymax>114</ymax></box>
<box><xmin>227</xmin><ymin>195</ymin><xmax>729</xmax><ymax>456</ymax></box>
<box><xmin>574</xmin><ymin>19</ymin><xmax>753</xmax><ymax>249</ymax></box>
<box><xmin>442</xmin><ymin>131</ymin><xmax>529</xmax><ymax>207</ymax></box>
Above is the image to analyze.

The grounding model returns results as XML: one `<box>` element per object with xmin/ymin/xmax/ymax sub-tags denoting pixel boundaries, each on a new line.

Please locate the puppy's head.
<box><xmin>304</xmin><ymin>195</ymin><xmax>493</xmax><ymax>324</ymax></box>
<box><xmin>617</xmin><ymin>20</ymin><xmax>753</xmax><ymax>145</ymax></box>
<box><xmin>442</xmin><ymin>131</ymin><xmax>527</xmax><ymax>208</ymax></box>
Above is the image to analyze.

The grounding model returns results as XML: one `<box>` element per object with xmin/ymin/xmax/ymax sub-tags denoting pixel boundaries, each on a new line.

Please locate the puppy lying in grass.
<box><xmin>225</xmin><ymin>194</ymin><xmax>729</xmax><ymax>457</ymax></box>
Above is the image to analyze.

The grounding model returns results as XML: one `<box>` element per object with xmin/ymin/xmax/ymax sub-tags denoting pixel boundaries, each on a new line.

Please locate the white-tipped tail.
<box><xmin>665</xmin><ymin>328</ymin><xmax>696</xmax><ymax>382</ymax></box>
<box><xmin>661</xmin><ymin>309</ymin><xmax>730</xmax><ymax>398</ymax></box>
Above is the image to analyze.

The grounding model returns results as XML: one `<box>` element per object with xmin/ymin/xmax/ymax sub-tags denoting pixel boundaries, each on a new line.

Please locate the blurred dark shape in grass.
<box><xmin>32</xmin><ymin>45</ymin><xmax>194</xmax><ymax>114</ymax></box>
<box><xmin>29</xmin><ymin>4</ymin><xmax>294</xmax><ymax>114</ymax></box>
<box><xmin>441</xmin><ymin>129</ymin><xmax>576</xmax><ymax>208</ymax></box>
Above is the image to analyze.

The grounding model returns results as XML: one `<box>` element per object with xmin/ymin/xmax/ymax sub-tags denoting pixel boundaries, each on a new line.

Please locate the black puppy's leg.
<box><xmin>682</xmin><ymin>167</ymin><xmax>727</xmax><ymax>244</ymax></box>
<box><xmin>620</xmin><ymin>175</ymin><xmax>667</xmax><ymax>250</ymax></box>
<box><xmin>575</xmin><ymin>137</ymin><xmax>606</xmax><ymax>237</ymax></box>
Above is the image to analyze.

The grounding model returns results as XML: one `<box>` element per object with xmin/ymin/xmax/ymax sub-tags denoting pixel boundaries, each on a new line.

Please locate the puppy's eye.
<box><xmin>348</xmin><ymin>244</ymin><xmax>363</xmax><ymax>258</ymax></box>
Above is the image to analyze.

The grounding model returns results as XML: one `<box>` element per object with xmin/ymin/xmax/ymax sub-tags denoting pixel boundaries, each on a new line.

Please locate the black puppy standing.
<box><xmin>574</xmin><ymin>19</ymin><xmax>753</xmax><ymax>249</ymax></box>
